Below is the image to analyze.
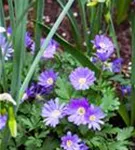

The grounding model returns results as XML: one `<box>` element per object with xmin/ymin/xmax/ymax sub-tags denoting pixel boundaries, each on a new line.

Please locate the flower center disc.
<box><xmin>77</xmin><ymin>107</ymin><xmax>85</xmax><ymax>115</ymax></box>
<box><xmin>78</xmin><ymin>78</ymin><xmax>86</xmax><ymax>85</ymax></box>
<box><xmin>66</xmin><ymin>140</ymin><xmax>73</xmax><ymax>147</ymax></box>
<box><xmin>47</xmin><ymin>78</ymin><xmax>54</xmax><ymax>85</ymax></box>
<box><xmin>51</xmin><ymin>110</ymin><xmax>61</xmax><ymax>118</ymax></box>
<box><xmin>89</xmin><ymin>115</ymin><xmax>96</xmax><ymax>121</ymax></box>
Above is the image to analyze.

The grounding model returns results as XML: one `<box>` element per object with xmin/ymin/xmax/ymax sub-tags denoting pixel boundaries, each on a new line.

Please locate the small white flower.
<box><xmin>0</xmin><ymin>26</ymin><xmax>6</xmax><ymax>33</ymax></box>
<box><xmin>0</xmin><ymin>93</ymin><xmax>16</xmax><ymax>105</ymax></box>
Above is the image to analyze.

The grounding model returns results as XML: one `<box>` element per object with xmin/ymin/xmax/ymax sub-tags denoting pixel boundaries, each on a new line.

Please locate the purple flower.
<box><xmin>31</xmin><ymin>38</ymin><xmax>58</xmax><ymax>59</ymax></box>
<box><xmin>25</xmin><ymin>32</ymin><xmax>33</xmax><ymax>48</ymax></box>
<box><xmin>22</xmin><ymin>83</ymin><xmax>52</xmax><ymax>102</ymax></box>
<box><xmin>38</xmin><ymin>69</ymin><xmax>57</xmax><ymax>88</ymax></box>
<box><xmin>121</xmin><ymin>85</ymin><xmax>131</xmax><ymax>95</ymax></box>
<box><xmin>61</xmin><ymin>131</ymin><xmax>81</xmax><ymax>150</ymax></box>
<box><xmin>0</xmin><ymin>33</ymin><xmax>14</xmax><ymax>60</ymax></box>
<box><xmin>65</xmin><ymin>98</ymin><xmax>89</xmax><ymax>125</ymax></box>
<box><xmin>85</xmin><ymin>105</ymin><xmax>105</xmax><ymax>130</ymax></box>
<box><xmin>0</xmin><ymin>115</ymin><xmax>7</xmax><ymax>130</ymax></box>
<box><xmin>92</xmin><ymin>35</ymin><xmax>114</xmax><ymax>61</ymax></box>
<box><xmin>112</xmin><ymin>58</ymin><xmax>123</xmax><ymax>73</ymax></box>
<box><xmin>41</xmin><ymin>98</ymin><xmax>66</xmax><ymax>127</ymax></box>
<box><xmin>80</xmin><ymin>143</ymin><xmax>89</xmax><ymax>150</ymax></box>
<box><xmin>7</xmin><ymin>27</ymin><xmax>33</xmax><ymax>49</ymax></box>
<box><xmin>69</xmin><ymin>67</ymin><xmax>96</xmax><ymax>90</ymax></box>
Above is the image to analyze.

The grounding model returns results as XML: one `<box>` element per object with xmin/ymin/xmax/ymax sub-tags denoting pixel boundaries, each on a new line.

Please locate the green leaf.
<box><xmin>55</xmin><ymin>77</ymin><xmax>73</xmax><ymax>101</ymax></box>
<box><xmin>130</xmin><ymin>10</ymin><xmax>135</xmax><ymax>125</ymax></box>
<box><xmin>116</xmin><ymin>0</ymin><xmax>131</xmax><ymax>24</ymax></box>
<box><xmin>117</xmin><ymin>127</ymin><xmax>134</xmax><ymax>141</ymax></box>
<box><xmin>100</xmin><ymin>88</ymin><xmax>120</xmax><ymax>112</ymax></box>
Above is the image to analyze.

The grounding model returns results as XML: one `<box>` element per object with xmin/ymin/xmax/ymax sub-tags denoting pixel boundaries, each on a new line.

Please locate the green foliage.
<box><xmin>100</xmin><ymin>87</ymin><xmax>120</xmax><ymax>112</ymax></box>
<box><xmin>55</xmin><ymin>77</ymin><xmax>73</xmax><ymax>101</ymax></box>
<box><xmin>87</xmin><ymin>124</ymin><xmax>133</xmax><ymax>150</ymax></box>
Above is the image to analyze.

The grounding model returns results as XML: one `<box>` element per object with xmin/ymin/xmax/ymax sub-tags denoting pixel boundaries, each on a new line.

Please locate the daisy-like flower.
<box><xmin>80</xmin><ymin>142</ymin><xmax>89</xmax><ymax>150</ymax></box>
<box><xmin>85</xmin><ymin>105</ymin><xmax>105</xmax><ymax>130</ymax></box>
<box><xmin>0</xmin><ymin>114</ymin><xmax>7</xmax><ymax>130</ymax></box>
<box><xmin>21</xmin><ymin>83</ymin><xmax>52</xmax><ymax>102</ymax></box>
<box><xmin>7</xmin><ymin>27</ymin><xmax>33</xmax><ymax>49</ymax></box>
<box><xmin>92</xmin><ymin>35</ymin><xmax>114</xmax><ymax>61</ymax></box>
<box><xmin>38</xmin><ymin>69</ymin><xmax>57</xmax><ymax>88</ymax></box>
<box><xmin>25</xmin><ymin>32</ymin><xmax>33</xmax><ymax>48</ymax></box>
<box><xmin>61</xmin><ymin>131</ymin><xmax>81</xmax><ymax>150</ymax></box>
<box><xmin>66</xmin><ymin>98</ymin><xmax>89</xmax><ymax>125</ymax></box>
<box><xmin>41</xmin><ymin>98</ymin><xmax>66</xmax><ymax>127</ymax></box>
<box><xmin>121</xmin><ymin>85</ymin><xmax>131</xmax><ymax>96</ymax></box>
<box><xmin>0</xmin><ymin>33</ymin><xmax>13</xmax><ymax>60</ymax></box>
<box><xmin>112</xmin><ymin>58</ymin><xmax>123</xmax><ymax>73</ymax></box>
<box><xmin>31</xmin><ymin>38</ymin><xmax>58</xmax><ymax>59</ymax></box>
<box><xmin>69</xmin><ymin>67</ymin><xmax>96</xmax><ymax>90</ymax></box>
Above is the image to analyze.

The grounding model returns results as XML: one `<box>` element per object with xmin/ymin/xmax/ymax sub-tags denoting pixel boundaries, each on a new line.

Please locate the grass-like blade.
<box><xmin>57</xmin><ymin>0</ymin><xmax>82</xmax><ymax>50</ymax></box>
<box><xmin>11</xmin><ymin>0</ymin><xmax>29</xmax><ymax>99</ymax></box>
<box><xmin>130</xmin><ymin>10</ymin><xmax>135</xmax><ymax>125</ymax></box>
<box><xmin>34</xmin><ymin>0</ymin><xmax>44</xmax><ymax>57</ymax></box>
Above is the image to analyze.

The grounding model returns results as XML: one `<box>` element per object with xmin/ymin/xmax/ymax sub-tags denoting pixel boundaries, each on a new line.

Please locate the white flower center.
<box><xmin>89</xmin><ymin>115</ymin><xmax>96</xmax><ymax>121</ymax></box>
<box><xmin>77</xmin><ymin>107</ymin><xmax>86</xmax><ymax>115</ymax></box>
<box><xmin>66</xmin><ymin>140</ymin><xmax>73</xmax><ymax>147</ymax></box>
<box><xmin>47</xmin><ymin>78</ymin><xmax>54</xmax><ymax>85</ymax></box>
<box><xmin>99</xmin><ymin>42</ymin><xmax>106</xmax><ymax>49</ymax></box>
<box><xmin>51</xmin><ymin>110</ymin><xmax>61</xmax><ymax>118</ymax></box>
<box><xmin>78</xmin><ymin>78</ymin><xmax>86</xmax><ymax>85</ymax></box>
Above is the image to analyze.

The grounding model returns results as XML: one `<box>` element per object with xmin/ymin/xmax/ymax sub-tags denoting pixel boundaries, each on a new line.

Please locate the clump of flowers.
<box><xmin>92</xmin><ymin>35</ymin><xmax>114</xmax><ymax>61</ymax></box>
<box><xmin>69</xmin><ymin>67</ymin><xmax>96</xmax><ymax>90</ymax></box>
<box><xmin>0</xmin><ymin>114</ymin><xmax>7</xmax><ymax>130</ymax></box>
<box><xmin>41</xmin><ymin>98</ymin><xmax>66</xmax><ymax>127</ymax></box>
<box><xmin>22</xmin><ymin>69</ymin><xmax>57</xmax><ymax>102</ymax></box>
<box><xmin>66</xmin><ymin>98</ymin><xmax>89</xmax><ymax>125</ymax></box>
<box><xmin>41</xmin><ymin>97</ymin><xmax>105</xmax><ymax>131</ymax></box>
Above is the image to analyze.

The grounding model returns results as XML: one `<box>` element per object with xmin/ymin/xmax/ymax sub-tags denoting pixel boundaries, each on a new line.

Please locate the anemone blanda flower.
<box><xmin>31</xmin><ymin>38</ymin><xmax>58</xmax><ymax>59</ymax></box>
<box><xmin>0</xmin><ymin>115</ymin><xmax>7</xmax><ymax>130</ymax></box>
<box><xmin>38</xmin><ymin>69</ymin><xmax>57</xmax><ymax>88</ymax></box>
<box><xmin>92</xmin><ymin>35</ymin><xmax>114</xmax><ymax>61</ymax></box>
<box><xmin>7</xmin><ymin>27</ymin><xmax>33</xmax><ymax>49</ymax></box>
<box><xmin>41</xmin><ymin>98</ymin><xmax>66</xmax><ymax>127</ymax></box>
<box><xmin>0</xmin><ymin>33</ymin><xmax>13</xmax><ymax>60</ymax></box>
<box><xmin>121</xmin><ymin>85</ymin><xmax>131</xmax><ymax>96</ymax></box>
<box><xmin>69</xmin><ymin>67</ymin><xmax>96</xmax><ymax>90</ymax></box>
<box><xmin>24</xmin><ymin>32</ymin><xmax>33</xmax><ymax>48</ymax></box>
<box><xmin>85</xmin><ymin>105</ymin><xmax>105</xmax><ymax>130</ymax></box>
<box><xmin>21</xmin><ymin>83</ymin><xmax>52</xmax><ymax>102</ymax></box>
<box><xmin>61</xmin><ymin>131</ymin><xmax>81</xmax><ymax>150</ymax></box>
<box><xmin>65</xmin><ymin>98</ymin><xmax>89</xmax><ymax>125</ymax></box>
<box><xmin>112</xmin><ymin>58</ymin><xmax>123</xmax><ymax>73</ymax></box>
<box><xmin>80</xmin><ymin>142</ymin><xmax>89</xmax><ymax>150</ymax></box>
